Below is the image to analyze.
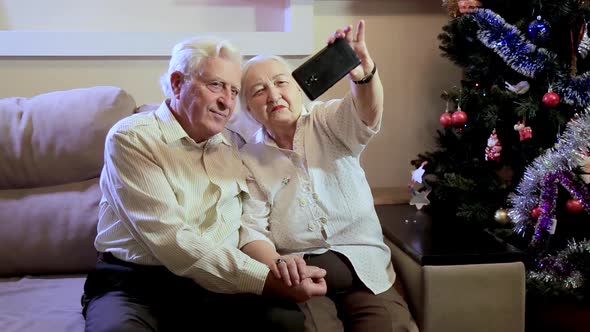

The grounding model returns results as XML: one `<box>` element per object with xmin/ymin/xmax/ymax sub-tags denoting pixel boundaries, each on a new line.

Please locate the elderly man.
<box><xmin>82</xmin><ymin>37</ymin><xmax>327</xmax><ymax>332</ymax></box>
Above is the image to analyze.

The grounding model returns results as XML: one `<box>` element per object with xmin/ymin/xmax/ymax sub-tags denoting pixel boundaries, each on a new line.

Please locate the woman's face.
<box><xmin>242</xmin><ymin>59</ymin><xmax>303</xmax><ymax>131</ymax></box>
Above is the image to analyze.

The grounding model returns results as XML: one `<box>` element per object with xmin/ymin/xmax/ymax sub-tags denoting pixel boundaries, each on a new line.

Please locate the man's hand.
<box><xmin>263</xmin><ymin>265</ymin><xmax>327</xmax><ymax>303</ymax></box>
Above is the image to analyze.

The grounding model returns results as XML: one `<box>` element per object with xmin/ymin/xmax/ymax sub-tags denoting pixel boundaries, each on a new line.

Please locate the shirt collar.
<box><xmin>209</xmin><ymin>130</ymin><xmax>232</xmax><ymax>147</ymax></box>
<box><xmin>155</xmin><ymin>99</ymin><xmax>232</xmax><ymax>147</ymax></box>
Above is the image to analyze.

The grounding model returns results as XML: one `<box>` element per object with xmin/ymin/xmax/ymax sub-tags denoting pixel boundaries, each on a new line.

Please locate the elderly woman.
<box><xmin>238</xmin><ymin>21</ymin><xmax>413</xmax><ymax>331</ymax></box>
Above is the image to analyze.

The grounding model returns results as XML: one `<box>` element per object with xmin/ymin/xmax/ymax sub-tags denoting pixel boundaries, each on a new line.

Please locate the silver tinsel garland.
<box><xmin>508</xmin><ymin>110</ymin><xmax>590</xmax><ymax>239</ymax></box>
<box><xmin>527</xmin><ymin>239</ymin><xmax>590</xmax><ymax>300</ymax></box>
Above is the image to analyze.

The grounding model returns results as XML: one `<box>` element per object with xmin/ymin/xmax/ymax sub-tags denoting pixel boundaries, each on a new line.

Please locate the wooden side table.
<box><xmin>377</xmin><ymin>204</ymin><xmax>526</xmax><ymax>332</ymax></box>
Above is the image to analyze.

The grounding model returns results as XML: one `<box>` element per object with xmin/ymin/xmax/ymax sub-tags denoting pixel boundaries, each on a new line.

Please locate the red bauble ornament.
<box><xmin>542</xmin><ymin>92</ymin><xmax>560</xmax><ymax>107</ymax></box>
<box><xmin>451</xmin><ymin>108</ymin><xmax>468</xmax><ymax>126</ymax></box>
<box><xmin>531</xmin><ymin>207</ymin><xmax>542</xmax><ymax>219</ymax></box>
<box><xmin>439</xmin><ymin>112</ymin><xmax>452</xmax><ymax>127</ymax></box>
<box><xmin>565</xmin><ymin>199</ymin><xmax>584</xmax><ymax>214</ymax></box>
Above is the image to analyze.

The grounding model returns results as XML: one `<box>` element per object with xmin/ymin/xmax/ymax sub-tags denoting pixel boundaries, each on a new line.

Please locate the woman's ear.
<box><xmin>170</xmin><ymin>71</ymin><xmax>184</xmax><ymax>99</ymax></box>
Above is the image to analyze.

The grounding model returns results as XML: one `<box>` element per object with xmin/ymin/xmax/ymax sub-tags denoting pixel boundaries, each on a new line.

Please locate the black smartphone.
<box><xmin>292</xmin><ymin>38</ymin><xmax>361</xmax><ymax>100</ymax></box>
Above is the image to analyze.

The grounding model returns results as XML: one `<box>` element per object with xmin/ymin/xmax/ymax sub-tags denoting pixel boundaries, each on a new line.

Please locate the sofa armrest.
<box><xmin>386</xmin><ymin>238</ymin><xmax>526</xmax><ymax>332</ymax></box>
<box><xmin>375</xmin><ymin>202</ymin><xmax>526</xmax><ymax>332</ymax></box>
<box><xmin>386</xmin><ymin>238</ymin><xmax>424</xmax><ymax>324</ymax></box>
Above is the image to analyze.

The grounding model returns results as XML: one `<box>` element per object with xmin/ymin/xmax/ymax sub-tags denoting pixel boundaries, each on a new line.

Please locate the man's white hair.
<box><xmin>160</xmin><ymin>37</ymin><xmax>242</xmax><ymax>97</ymax></box>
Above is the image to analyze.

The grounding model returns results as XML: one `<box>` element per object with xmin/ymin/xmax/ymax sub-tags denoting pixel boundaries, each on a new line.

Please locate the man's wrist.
<box><xmin>239</xmin><ymin>259</ymin><xmax>271</xmax><ymax>295</ymax></box>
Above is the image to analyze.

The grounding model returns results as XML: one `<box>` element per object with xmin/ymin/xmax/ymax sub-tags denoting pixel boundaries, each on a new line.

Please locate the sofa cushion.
<box><xmin>225</xmin><ymin>106</ymin><xmax>262</xmax><ymax>142</ymax></box>
<box><xmin>0</xmin><ymin>178</ymin><xmax>100</xmax><ymax>276</ymax></box>
<box><xmin>0</xmin><ymin>275</ymin><xmax>86</xmax><ymax>332</ymax></box>
<box><xmin>0</xmin><ymin>86</ymin><xmax>136</xmax><ymax>189</ymax></box>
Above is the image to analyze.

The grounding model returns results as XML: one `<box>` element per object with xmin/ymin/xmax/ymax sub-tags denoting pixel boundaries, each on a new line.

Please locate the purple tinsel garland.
<box><xmin>533</xmin><ymin>171</ymin><xmax>590</xmax><ymax>247</ymax></box>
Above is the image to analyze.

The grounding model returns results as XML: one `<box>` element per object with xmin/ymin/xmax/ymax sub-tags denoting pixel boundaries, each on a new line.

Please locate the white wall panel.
<box><xmin>0</xmin><ymin>0</ymin><xmax>313</xmax><ymax>56</ymax></box>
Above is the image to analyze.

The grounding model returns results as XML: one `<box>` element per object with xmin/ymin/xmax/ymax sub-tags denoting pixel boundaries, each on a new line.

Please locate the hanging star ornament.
<box><xmin>410</xmin><ymin>189</ymin><xmax>431</xmax><ymax>210</ymax></box>
<box><xmin>409</xmin><ymin>161</ymin><xmax>431</xmax><ymax>210</ymax></box>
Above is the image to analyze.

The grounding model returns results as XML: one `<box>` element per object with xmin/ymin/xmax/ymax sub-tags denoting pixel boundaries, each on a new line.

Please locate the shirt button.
<box><xmin>299</xmin><ymin>199</ymin><xmax>306</xmax><ymax>207</ymax></box>
<box><xmin>312</xmin><ymin>193</ymin><xmax>319</xmax><ymax>200</ymax></box>
<box><xmin>320</xmin><ymin>217</ymin><xmax>327</xmax><ymax>224</ymax></box>
<box><xmin>308</xmin><ymin>224</ymin><xmax>316</xmax><ymax>231</ymax></box>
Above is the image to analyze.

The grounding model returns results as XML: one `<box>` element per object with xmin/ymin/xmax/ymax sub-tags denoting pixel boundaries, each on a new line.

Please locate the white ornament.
<box><xmin>505</xmin><ymin>81</ymin><xmax>530</xmax><ymax>94</ymax></box>
<box><xmin>578</xmin><ymin>153</ymin><xmax>590</xmax><ymax>184</ymax></box>
<box><xmin>578</xmin><ymin>23</ymin><xmax>590</xmax><ymax>59</ymax></box>
<box><xmin>411</xmin><ymin>162</ymin><xmax>427</xmax><ymax>185</ymax></box>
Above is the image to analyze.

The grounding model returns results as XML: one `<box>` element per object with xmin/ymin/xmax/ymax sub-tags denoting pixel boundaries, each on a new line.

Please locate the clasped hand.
<box><xmin>266</xmin><ymin>255</ymin><xmax>327</xmax><ymax>303</ymax></box>
<box><xmin>269</xmin><ymin>255</ymin><xmax>308</xmax><ymax>287</ymax></box>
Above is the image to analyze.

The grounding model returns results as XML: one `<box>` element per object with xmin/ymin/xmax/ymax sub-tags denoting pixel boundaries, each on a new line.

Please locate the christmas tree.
<box><xmin>414</xmin><ymin>0</ymin><xmax>590</xmax><ymax>303</ymax></box>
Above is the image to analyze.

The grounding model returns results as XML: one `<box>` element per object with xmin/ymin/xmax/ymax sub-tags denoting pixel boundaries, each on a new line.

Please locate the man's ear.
<box><xmin>170</xmin><ymin>71</ymin><xmax>185</xmax><ymax>99</ymax></box>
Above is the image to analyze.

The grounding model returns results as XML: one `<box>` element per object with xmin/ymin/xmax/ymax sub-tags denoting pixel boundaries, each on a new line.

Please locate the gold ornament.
<box><xmin>458</xmin><ymin>0</ymin><xmax>482</xmax><ymax>14</ymax></box>
<box><xmin>442</xmin><ymin>0</ymin><xmax>482</xmax><ymax>17</ymax></box>
<box><xmin>442</xmin><ymin>0</ymin><xmax>460</xmax><ymax>17</ymax></box>
<box><xmin>494</xmin><ymin>209</ymin><xmax>511</xmax><ymax>225</ymax></box>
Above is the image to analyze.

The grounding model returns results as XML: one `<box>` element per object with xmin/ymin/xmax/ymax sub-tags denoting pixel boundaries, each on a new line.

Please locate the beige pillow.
<box><xmin>0</xmin><ymin>178</ymin><xmax>100</xmax><ymax>276</ymax></box>
<box><xmin>225</xmin><ymin>106</ymin><xmax>263</xmax><ymax>143</ymax></box>
<box><xmin>0</xmin><ymin>86</ymin><xmax>136</xmax><ymax>189</ymax></box>
<box><xmin>135</xmin><ymin>102</ymin><xmax>159</xmax><ymax>113</ymax></box>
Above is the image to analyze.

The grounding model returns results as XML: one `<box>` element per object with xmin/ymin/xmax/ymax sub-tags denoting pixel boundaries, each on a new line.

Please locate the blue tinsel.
<box><xmin>554</xmin><ymin>72</ymin><xmax>590</xmax><ymax>107</ymax></box>
<box><xmin>469</xmin><ymin>8</ymin><xmax>590</xmax><ymax>108</ymax></box>
<box><xmin>471</xmin><ymin>8</ymin><xmax>554</xmax><ymax>78</ymax></box>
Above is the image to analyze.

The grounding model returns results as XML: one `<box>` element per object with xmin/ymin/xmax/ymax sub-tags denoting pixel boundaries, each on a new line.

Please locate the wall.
<box><xmin>0</xmin><ymin>0</ymin><xmax>460</xmax><ymax>190</ymax></box>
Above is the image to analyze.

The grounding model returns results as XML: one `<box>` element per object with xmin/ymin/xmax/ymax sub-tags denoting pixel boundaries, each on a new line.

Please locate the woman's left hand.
<box><xmin>269</xmin><ymin>254</ymin><xmax>307</xmax><ymax>287</ymax></box>
<box><xmin>327</xmin><ymin>20</ymin><xmax>374</xmax><ymax>82</ymax></box>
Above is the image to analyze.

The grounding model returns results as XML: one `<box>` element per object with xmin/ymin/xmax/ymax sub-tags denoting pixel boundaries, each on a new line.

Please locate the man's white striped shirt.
<box><xmin>95</xmin><ymin>100</ymin><xmax>269</xmax><ymax>294</ymax></box>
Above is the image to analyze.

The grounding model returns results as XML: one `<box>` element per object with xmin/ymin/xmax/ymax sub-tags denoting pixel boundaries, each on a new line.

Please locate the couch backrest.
<box><xmin>0</xmin><ymin>86</ymin><xmax>136</xmax><ymax>189</ymax></box>
<box><xmin>0</xmin><ymin>86</ymin><xmax>136</xmax><ymax>276</ymax></box>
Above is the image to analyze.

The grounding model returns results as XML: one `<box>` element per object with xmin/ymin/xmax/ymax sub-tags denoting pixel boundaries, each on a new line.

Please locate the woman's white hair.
<box><xmin>160</xmin><ymin>37</ymin><xmax>242</xmax><ymax>97</ymax></box>
<box><xmin>239</xmin><ymin>54</ymin><xmax>293</xmax><ymax>107</ymax></box>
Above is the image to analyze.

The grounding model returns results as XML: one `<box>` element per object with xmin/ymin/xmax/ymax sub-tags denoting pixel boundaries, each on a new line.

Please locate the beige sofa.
<box><xmin>0</xmin><ymin>86</ymin><xmax>134</xmax><ymax>331</ymax></box>
<box><xmin>0</xmin><ymin>86</ymin><xmax>525</xmax><ymax>332</ymax></box>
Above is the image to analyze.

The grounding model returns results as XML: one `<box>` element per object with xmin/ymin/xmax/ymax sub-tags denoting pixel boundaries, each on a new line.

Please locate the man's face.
<box><xmin>176</xmin><ymin>57</ymin><xmax>241</xmax><ymax>142</ymax></box>
<box><xmin>243</xmin><ymin>59</ymin><xmax>302</xmax><ymax>130</ymax></box>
